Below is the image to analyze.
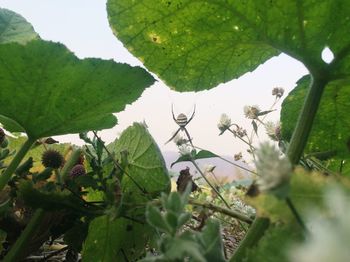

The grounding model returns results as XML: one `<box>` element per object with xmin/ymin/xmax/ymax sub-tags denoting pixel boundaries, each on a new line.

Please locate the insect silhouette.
<box><xmin>165</xmin><ymin>105</ymin><xmax>196</xmax><ymax>147</ymax></box>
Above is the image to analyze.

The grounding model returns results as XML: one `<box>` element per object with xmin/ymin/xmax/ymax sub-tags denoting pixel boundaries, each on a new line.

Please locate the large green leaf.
<box><xmin>0</xmin><ymin>40</ymin><xmax>155</xmax><ymax>139</ymax></box>
<box><xmin>281</xmin><ymin>75</ymin><xmax>350</xmax><ymax>160</ymax></box>
<box><xmin>113</xmin><ymin>123</ymin><xmax>171</xmax><ymax>203</ymax></box>
<box><xmin>107</xmin><ymin>0</ymin><xmax>350</xmax><ymax>91</ymax></box>
<box><xmin>82</xmin><ymin>215</ymin><xmax>153</xmax><ymax>261</ymax></box>
<box><xmin>0</xmin><ymin>8</ymin><xmax>38</xmax><ymax>44</ymax></box>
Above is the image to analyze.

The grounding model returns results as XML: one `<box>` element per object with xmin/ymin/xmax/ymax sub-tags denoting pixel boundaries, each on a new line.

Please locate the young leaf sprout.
<box><xmin>165</xmin><ymin>104</ymin><xmax>196</xmax><ymax>147</ymax></box>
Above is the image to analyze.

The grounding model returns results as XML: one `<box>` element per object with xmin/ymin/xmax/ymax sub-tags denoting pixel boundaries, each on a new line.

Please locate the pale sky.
<box><xmin>0</xmin><ymin>0</ymin><xmax>308</xmax><ymax>159</ymax></box>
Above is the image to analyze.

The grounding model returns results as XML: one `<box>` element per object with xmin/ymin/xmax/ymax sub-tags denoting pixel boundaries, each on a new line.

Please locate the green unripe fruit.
<box><xmin>41</xmin><ymin>150</ymin><xmax>64</xmax><ymax>169</ymax></box>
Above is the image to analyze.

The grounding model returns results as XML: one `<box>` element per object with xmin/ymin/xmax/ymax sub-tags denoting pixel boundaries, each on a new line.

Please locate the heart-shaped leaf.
<box><xmin>0</xmin><ymin>40</ymin><xmax>155</xmax><ymax>139</ymax></box>
<box><xmin>113</xmin><ymin>123</ymin><xmax>171</xmax><ymax>203</ymax></box>
<box><xmin>107</xmin><ymin>0</ymin><xmax>350</xmax><ymax>91</ymax></box>
<box><xmin>0</xmin><ymin>8</ymin><xmax>38</xmax><ymax>44</ymax></box>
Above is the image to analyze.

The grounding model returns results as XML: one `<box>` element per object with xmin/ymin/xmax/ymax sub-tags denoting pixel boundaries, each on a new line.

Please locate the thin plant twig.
<box><xmin>285</xmin><ymin>197</ymin><xmax>308</xmax><ymax>233</ymax></box>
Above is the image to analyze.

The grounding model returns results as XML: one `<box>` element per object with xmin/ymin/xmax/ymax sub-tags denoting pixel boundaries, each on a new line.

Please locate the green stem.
<box><xmin>194</xmin><ymin>146</ymin><xmax>257</xmax><ymax>175</ymax></box>
<box><xmin>190</xmin><ymin>159</ymin><xmax>230</xmax><ymax>209</ymax></box>
<box><xmin>228</xmin><ymin>128</ymin><xmax>255</xmax><ymax>150</ymax></box>
<box><xmin>231</xmin><ymin>74</ymin><xmax>329</xmax><ymax>260</ymax></box>
<box><xmin>287</xmin><ymin>75</ymin><xmax>328</xmax><ymax>164</ymax></box>
<box><xmin>285</xmin><ymin>197</ymin><xmax>307</xmax><ymax>232</ymax></box>
<box><xmin>230</xmin><ymin>217</ymin><xmax>270</xmax><ymax>261</ymax></box>
<box><xmin>0</xmin><ymin>137</ymin><xmax>35</xmax><ymax>191</ymax></box>
<box><xmin>3</xmin><ymin>208</ymin><xmax>45</xmax><ymax>262</ymax></box>
<box><xmin>189</xmin><ymin>199</ymin><xmax>253</xmax><ymax>224</ymax></box>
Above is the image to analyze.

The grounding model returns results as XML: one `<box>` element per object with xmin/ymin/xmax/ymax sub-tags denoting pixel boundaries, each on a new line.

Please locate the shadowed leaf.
<box><xmin>0</xmin><ymin>40</ymin><xmax>155</xmax><ymax>139</ymax></box>
<box><xmin>107</xmin><ymin>0</ymin><xmax>350</xmax><ymax>91</ymax></box>
<box><xmin>281</xmin><ymin>75</ymin><xmax>350</xmax><ymax>160</ymax></box>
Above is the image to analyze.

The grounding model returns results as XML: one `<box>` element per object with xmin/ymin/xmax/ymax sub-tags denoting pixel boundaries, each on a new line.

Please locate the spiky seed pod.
<box><xmin>69</xmin><ymin>164</ymin><xmax>86</xmax><ymax>178</ymax></box>
<box><xmin>0</xmin><ymin>128</ymin><xmax>5</xmax><ymax>145</ymax></box>
<box><xmin>41</xmin><ymin>150</ymin><xmax>64</xmax><ymax>169</ymax></box>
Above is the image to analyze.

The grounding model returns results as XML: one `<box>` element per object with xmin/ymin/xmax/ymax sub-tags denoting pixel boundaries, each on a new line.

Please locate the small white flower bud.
<box><xmin>178</xmin><ymin>144</ymin><xmax>192</xmax><ymax>157</ymax></box>
<box><xmin>272</xmin><ymin>87</ymin><xmax>285</xmax><ymax>98</ymax></box>
<box><xmin>173</xmin><ymin>133</ymin><xmax>187</xmax><ymax>146</ymax></box>
<box><xmin>244</xmin><ymin>105</ymin><xmax>261</xmax><ymax>119</ymax></box>
<box><xmin>217</xmin><ymin>114</ymin><xmax>232</xmax><ymax>134</ymax></box>
<box><xmin>265</xmin><ymin>121</ymin><xmax>281</xmax><ymax>141</ymax></box>
<box><xmin>235</xmin><ymin>126</ymin><xmax>247</xmax><ymax>137</ymax></box>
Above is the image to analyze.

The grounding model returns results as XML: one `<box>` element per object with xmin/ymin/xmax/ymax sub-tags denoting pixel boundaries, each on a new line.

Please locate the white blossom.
<box><xmin>173</xmin><ymin>133</ymin><xmax>187</xmax><ymax>146</ymax></box>
<box><xmin>217</xmin><ymin>114</ymin><xmax>232</xmax><ymax>133</ymax></box>
<box><xmin>265</xmin><ymin>121</ymin><xmax>281</xmax><ymax>141</ymax></box>
<box><xmin>255</xmin><ymin>142</ymin><xmax>292</xmax><ymax>194</ymax></box>
<box><xmin>290</xmin><ymin>187</ymin><xmax>350</xmax><ymax>262</ymax></box>
<box><xmin>178</xmin><ymin>144</ymin><xmax>192</xmax><ymax>157</ymax></box>
<box><xmin>243</xmin><ymin>105</ymin><xmax>261</xmax><ymax>119</ymax></box>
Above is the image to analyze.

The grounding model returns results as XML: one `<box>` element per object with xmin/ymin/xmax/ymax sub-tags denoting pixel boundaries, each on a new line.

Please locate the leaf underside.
<box><xmin>0</xmin><ymin>40</ymin><xmax>155</xmax><ymax>139</ymax></box>
<box><xmin>107</xmin><ymin>0</ymin><xmax>350</xmax><ymax>91</ymax></box>
<box><xmin>281</xmin><ymin>75</ymin><xmax>350</xmax><ymax>160</ymax></box>
<box><xmin>0</xmin><ymin>8</ymin><xmax>38</xmax><ymax>44</ymax></box>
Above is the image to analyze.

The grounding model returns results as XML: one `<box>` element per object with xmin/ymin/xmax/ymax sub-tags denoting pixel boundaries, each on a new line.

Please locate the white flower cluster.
<box><xmin>290</xmin><ymin>187</ymin><xmax>350</xmax><ymax>262</ymax></box>
<box><xmin>173</xmin><ymin>133</ymin><xmax>188</xmax><ymax>146</ymax></box>
<box><xmin>255</xmin><ymin>142</ymin><xmax>292</xmax><ymax>194</ymax></box>
<box><xmin>217</xmin><ymin>113</ymin><xmax>232</xmax><ymax>133</ymax></box>
<box><xmin>243</xmin><ymin>105</ymin><xmax>260</xmax><ymax>119</ymax></box>
<box><xmin>178</xmin><ymin>144</ymin><xmax>193</xmax><ymax>157</ymax></box>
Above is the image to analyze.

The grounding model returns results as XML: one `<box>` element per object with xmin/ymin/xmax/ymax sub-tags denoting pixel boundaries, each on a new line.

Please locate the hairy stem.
<box><xmin>4</xmin><ymin>209</ymin><xmax>45</xmax><ymax>262</ymax></box>
<box><xmin>194</xmin><ymin>146</ymin><xmax>257</xmax><ymax>175</ymax></box>
<box><xmin>287</xmin><ymin>75</ymin><xmax>328</xmax><ymax>164</ymax></box>
<box><xmin>189</xmin><ymin>199</ymin><xmax>253</xmax><ymax>224</ymax></box>
<box><xmin>231</xmin><ymin>74</ymin><xmax>328</xmax><ymax>261</ymax></box>
<box><xmin>190</xmin><ymin>158</ymin><xmax>249</xmax><ymax>232</ymax></box>
<box><xmin>230</xmin><ymin>218</ymin><xmax>270</xmax><ymax>261</ymax></box>
<box><xmin>0</xmin><ymin>137</ymin><xmax>35</xmax><ymax>191</ymax></box>
<box><xmin>190</xmin><ymin>159</ymin><xmax>230</xmax><ymax>209</ymax></box>
<box><xmin>286</xmin><ymin>197</ymin><xmax>307</xmax><ymax>232</ymax></box>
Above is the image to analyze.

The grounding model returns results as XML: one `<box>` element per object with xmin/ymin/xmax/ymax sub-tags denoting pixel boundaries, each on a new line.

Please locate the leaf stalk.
<box><xmin>0</xmin><ymin>137</ymin><xmax>36</xmax><ymax>191</ymax></box>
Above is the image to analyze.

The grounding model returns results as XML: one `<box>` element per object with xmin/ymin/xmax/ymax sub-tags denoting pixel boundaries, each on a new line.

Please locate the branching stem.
<box><xmin>189</xmin><ymin>199</ymin><xmax>253</xmax><ymax>224</ymax></box>
<box><xmin>231</xmin><ymin>73</ymin><xmax>329</xmax><ymax>260</ymax></box>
